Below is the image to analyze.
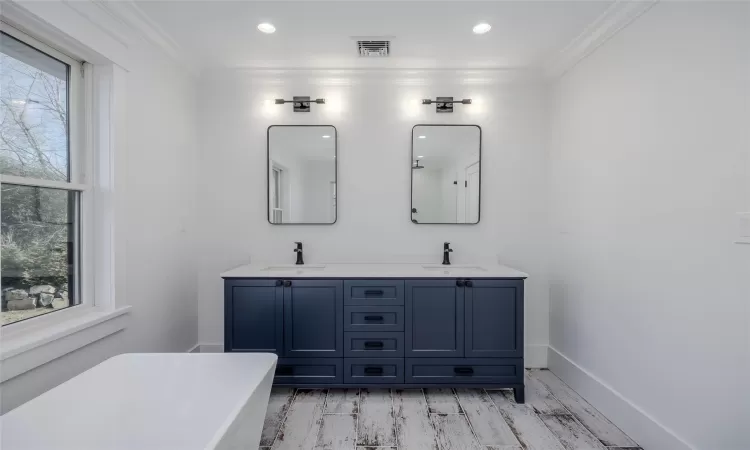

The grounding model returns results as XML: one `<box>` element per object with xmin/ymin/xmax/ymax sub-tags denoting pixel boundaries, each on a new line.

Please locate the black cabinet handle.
<box><xmin>454</xmin><ymin>367</ymin><xmax>474</xmax><ymax>375</ymax></box>
<box><xmin>364</xmin><ymin>341</ymin><xmax>384</xmax><ymax>348</ymax></box>
<box><xmin>283</xmin><ymin>280</ymin><xmax>292</xmax><ymax>287</ymax></box>
<box><xmin>275</xmin><ymin>280</ymin><xmax>283</xmax><ymax>286</ymax></box>
<box><xmin>275</xmin><ymin>366</ymin><xmax>294</xmax><ymax>376</ymax></box>
<box><xmin>364</xmin><ymin>315</ymin><xmax>384</xmax><ymax>322</ymax></box>
<box><xmin>364</xmin><ymin>367</ymin><xmax>384</xmax><ymax>375</ymax></box>
<box><xmin>465</xmin><ymin>280</ymin><xmax>473</xmax><ymax>287</ymax></box>
<box><xmin>364</xmin><ymin>290</ymin><xmax>384</xmax><ymax>296</ymax></box>
<box><xmin>456</xmin><ymin>279</ymin><xmax>465</xmax><ymax>287</ymax></box>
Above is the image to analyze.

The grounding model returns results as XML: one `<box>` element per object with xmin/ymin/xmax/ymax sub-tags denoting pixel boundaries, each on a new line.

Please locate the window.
<box><xmin>1</xmin><ymin>25</ymin><xmax>85</xmax><ymax>326</ymax></box>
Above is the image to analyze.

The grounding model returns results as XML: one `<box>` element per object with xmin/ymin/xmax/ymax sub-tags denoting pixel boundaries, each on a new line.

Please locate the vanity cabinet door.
<box><xmin>405</xmin><ymin>280</ymin><xmax>464</xmax><ymax>358</ymax></box>
<box><xmin>284</xmin><ymin>280</ymin><xmax>344</xmax><ymax>358</ymax></box>
<box><xmin>225</xmin><ymin>280</ymin><xmax>283</xmax><ymax>353</ymax></box>
<box><xmin>465</xmin><ymin>279</ymin><xmax>524</xmax><ymax>358</ymax></box>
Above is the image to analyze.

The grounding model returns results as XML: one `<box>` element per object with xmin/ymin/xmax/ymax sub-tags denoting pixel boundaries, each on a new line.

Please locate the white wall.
<box><xmin>0</xmin><ymin>6</ymin><xmax>199</xmax><ymax>412</ymax></box>
<box><xmin>196</xmin><ymin>70</ymin><xmax>551</xmax><ymax>365</ymax></box>
<box><xmin>548</xmin><ymin>3</ymin><xmax>750</xmax><ymax>450</ymax></box>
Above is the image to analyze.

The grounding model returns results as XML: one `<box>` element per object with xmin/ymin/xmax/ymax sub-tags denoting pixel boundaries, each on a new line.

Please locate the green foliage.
<box><xmin>1</xmin><ymin>230</ymin><xmax>68</xmax><ymax>288</ymax></box>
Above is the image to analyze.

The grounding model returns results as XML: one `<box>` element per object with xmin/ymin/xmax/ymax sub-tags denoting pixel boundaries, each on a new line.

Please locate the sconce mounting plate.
<box><xmin>294</xmin><ymin>96</ymin><xmax>311</xmax><ymax>112</ymax></box>
<box><xmin>436</xmin><ymin>96</ymin><xmax>453</xmax><ymax>113</ymax></box>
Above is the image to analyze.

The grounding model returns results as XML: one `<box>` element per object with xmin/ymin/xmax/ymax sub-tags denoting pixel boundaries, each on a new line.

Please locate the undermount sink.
<box><xmin>421</xmin><ymin>265</ymin><xmax>488</xmax><ymax>275</ymax></box>
<box><xmin>422</xmin><ymin>265</ymin><xmax>487</xmax><ymax>271</ymax></box>
<box><xmin>261</xmin><ymin>265</ymin><xmax>326</xmax><ymax>272</ymax></box>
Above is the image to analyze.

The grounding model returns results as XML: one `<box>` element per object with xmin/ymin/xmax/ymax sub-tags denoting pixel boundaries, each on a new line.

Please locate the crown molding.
<box><xmin>2</xmin><ymin>0</ymin><xmax>131</xmax><ymax>68</ymax></box>
<box><xmin>544</xmin><ymin>0</ymin><xmax>658</xmax><ymax>79</ymax></box>
<box><xmin>202</xmin><ymin>67</ymin><xmax>546</xmax><ymax>86</ymax></box>
<box><xmin>94</xmin><ymin>0</ymin><xmax>196</xmax><ymax>76</ymax></box>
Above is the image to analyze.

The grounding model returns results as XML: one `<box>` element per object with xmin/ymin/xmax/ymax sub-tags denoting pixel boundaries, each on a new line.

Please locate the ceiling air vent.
<box><xmin>357</xmin><ymin>40</ymin><xmax>390</xmax><ymax>57</ymax></box>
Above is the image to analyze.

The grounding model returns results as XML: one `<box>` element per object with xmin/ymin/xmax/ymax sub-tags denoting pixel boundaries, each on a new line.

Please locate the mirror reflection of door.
<box><xmin>411</xmin><ymin>125</ymin><xmax>481</xmax><ymax>224</ymax></box>
<box><xmin>270</xmin><ymin>165</ymin><xmax>285</xmax><ymax>223</ymax></box>
<box><xmin>329</xmin><ymin>181</ymin><xmax>337</xmax><ymax>224</ymax></box>
<box><xmin>465</xmin><ymin>162</ymin><xmax>480</xmax><ymax>223</ymax></box>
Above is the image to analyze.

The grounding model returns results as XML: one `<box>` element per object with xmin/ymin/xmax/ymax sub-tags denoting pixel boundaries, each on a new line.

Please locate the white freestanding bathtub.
<box><xmin>0</xmin><ymin>353</ymin><xmax>278</xmax><ymax>450</ymax></box>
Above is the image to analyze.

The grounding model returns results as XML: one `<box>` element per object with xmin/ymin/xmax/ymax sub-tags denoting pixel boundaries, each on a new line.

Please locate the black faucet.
<box><xmin>294</xmin><ymin>242</ymin><xmax>304</xmax><ymax>265</ymax></box>
<box><xmin>442</xmin><ymin>242</ymin><xmax>453</xmax><ymax>265</ymax></box>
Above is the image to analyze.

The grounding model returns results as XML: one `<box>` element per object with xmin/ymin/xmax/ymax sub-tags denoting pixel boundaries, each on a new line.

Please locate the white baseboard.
<box><xmin>194</xmin><ymin>343</ymin><xmax>548</xmax><ymax>368</ymax></box>
<box><xmin>547</xmin><ymin>346</ymin><xmax>695</xmax><ymax>450</ymax></box>
<box><xmin>195</xmin><ymin>343</ymin><xmax>224</xmax><ymax>353</ymax></box>
<box><xmin>524</xmin><ymin>344</ymin><xmax>548</xmax><ymax>368</ymax></box>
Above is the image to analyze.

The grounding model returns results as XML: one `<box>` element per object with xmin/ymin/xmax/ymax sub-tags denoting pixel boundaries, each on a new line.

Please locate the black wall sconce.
<box><xmin>275</xmin><ymin>96</ymin><xmax>326</xmax><ymax>112</ymax></box>
<box><xmin>422</xmin><ymin>96</ymin><xmax>472</xmax><ymax>113</ymax></box>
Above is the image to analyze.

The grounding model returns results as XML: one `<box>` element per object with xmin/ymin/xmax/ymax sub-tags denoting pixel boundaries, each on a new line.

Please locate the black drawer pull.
<box><xmin>275</xmin><ymin>366</ymin><xmax>294</xmax><ymax>376</ymax></box>
<box><xmin>364</xmin><ymin>315</ymin><xmax>384</xmax><ymax>321</ymax></box>
<box><xmin>364</xmin><ymin>289</ymin><xmax>384</xmax><ymax>296</ymax></box>
<box><xmin>364</xmin><ymin>341</ymin><xmax>384</xmax><ymax>348</ymax></box>
<box><xmin>454</xmin><ymin>367</ymin><xmax>474</xmax><ymax>375</ymax></box>
<box><xmin>364</xmin><ymin>367</ymin><xmax>384</xmax><ymax>375</ymax></box>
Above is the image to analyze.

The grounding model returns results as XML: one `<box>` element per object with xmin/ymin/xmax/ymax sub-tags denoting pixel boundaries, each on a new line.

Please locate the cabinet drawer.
<box><xmin>345</xmin><ymin>280</ymin><xmax>404</xmax><ymax>306</ymax></box>
<box><xmin>274</xmin><ymin>358</ymin><xmax>343</xmax><ymax>384</ymax></box>
<box><xmin>405</xmin><ymin>358</ymin><xmax>522</xmax><ymax>384</ymax></box>
<box><xmin>344</xmin><ymin>306</ymin><xmax>404</xmax><ymax>332</ymax></box>
<box><xmin>344</xmin><ymin>358</ymin><xmax>404</xmax><ymax>384</ymax></box>
<box><xmin>344</xmin><ymin>332</ymin><xmax>404</xmax><ymax>357</ymax></box>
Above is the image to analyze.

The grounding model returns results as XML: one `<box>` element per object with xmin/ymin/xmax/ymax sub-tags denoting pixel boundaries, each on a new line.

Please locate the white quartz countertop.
<box><xmin>0</xmin><ymin>353</ymin><xmax>277</xmax><ymax>450</ymax></box>
<box><xmin>221</xmin><ymin>263</ymin><xmax>528</xmax><ymax>279</ymax></box>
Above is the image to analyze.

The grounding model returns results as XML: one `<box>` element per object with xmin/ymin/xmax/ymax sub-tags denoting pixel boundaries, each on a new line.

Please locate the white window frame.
<box><xmin>1</xmin><ymin>22</ymin><xmax>90</xmax><ymax>324</ymax></box>
<box><xmin>0</xmin><ymin>20</ymin><xmax>128</xmax><ymax>381</ymax></box>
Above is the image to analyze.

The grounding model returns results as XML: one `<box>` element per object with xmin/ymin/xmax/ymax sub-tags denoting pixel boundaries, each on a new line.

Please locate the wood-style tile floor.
<box><xmin>259</xmin><ymin>369</ymin><xmax>641</xmax><ymax>450</ymax></box>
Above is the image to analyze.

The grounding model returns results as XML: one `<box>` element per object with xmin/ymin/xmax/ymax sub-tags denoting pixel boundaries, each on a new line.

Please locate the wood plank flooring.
<box><xmin>259</xmin><ymin>369</ymin><xmax>641</xmax><ymax>450</ymax></box>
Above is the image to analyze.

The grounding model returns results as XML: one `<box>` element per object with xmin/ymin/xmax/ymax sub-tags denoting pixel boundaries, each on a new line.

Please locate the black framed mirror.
<box><xmin>411</xmin><ymin>124</ymin><xmax>481</xmax><ymax>224</ymax></box>
<box><xmin>267</xmin><ymin>125</ymin><xmax>337</xmax><ymax>224</ymax></box>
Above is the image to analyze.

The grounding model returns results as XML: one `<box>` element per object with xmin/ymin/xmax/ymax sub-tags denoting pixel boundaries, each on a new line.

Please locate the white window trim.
<box><xmin>0</xmin><ymin>21</ymin><xmax>128</xmax><ymax>381</ymax></box>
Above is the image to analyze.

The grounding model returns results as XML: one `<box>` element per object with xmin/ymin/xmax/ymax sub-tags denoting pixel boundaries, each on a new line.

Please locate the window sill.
<box><xmin>0</xmin><ymin>306</ymin><xmax>131</xmax><ymax>382</ymax></box>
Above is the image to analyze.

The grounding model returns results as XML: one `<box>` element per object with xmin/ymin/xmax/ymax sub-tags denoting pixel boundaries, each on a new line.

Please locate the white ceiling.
<box><xmin>133</xmin><ymin>1</ymin><xmax>614</xmax><ymax>71</ymax></box>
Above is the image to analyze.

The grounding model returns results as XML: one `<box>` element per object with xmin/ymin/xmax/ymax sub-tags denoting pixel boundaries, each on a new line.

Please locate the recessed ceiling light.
<box><xmin>257</xmin><ymin>23</ymin><xmax>276</xmax><ymax>34</ymax></box>
<box><xmin>473</xmin><ymin>23</ymin><xmax>491</xmax><ymax>34</ymax></box>
<box><xmin>417</xmin><ymin>155</ymin><xmax>424</xmax><ymax>158</ymax></box>
<box><xmin>322</xmin><ymin>135</ymin><xmax>331</xmax><ymax>138</ymax></box>
<box><xmin>418</xmin><ymin>135</ymin><xmax>426</xmax><ymax>139</ymax></box>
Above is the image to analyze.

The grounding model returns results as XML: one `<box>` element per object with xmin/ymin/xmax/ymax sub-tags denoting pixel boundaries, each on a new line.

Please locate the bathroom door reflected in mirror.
<box><xmin>268</xmin><ymin>125</ymin><xmax>337</xmax><ymax>224</ymax></box>
<box><xmin>411</xmin><ymin>125</ymin><xmax>481</xmax><ymax>224</ymax></box>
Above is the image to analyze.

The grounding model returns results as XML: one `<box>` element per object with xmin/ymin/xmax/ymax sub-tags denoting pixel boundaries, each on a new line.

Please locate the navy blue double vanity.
<box><xmin>223</xmin><ymin>263</ymin><xmax>527</xmax><ymax>402</ymax></box>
